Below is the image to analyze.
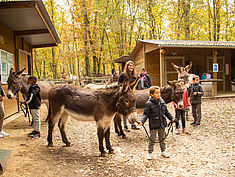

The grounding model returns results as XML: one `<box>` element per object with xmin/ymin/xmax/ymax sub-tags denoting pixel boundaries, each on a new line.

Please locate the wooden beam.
<box><xmin>35</xmin><ymin>4</ymin><xmax>57</xmax><ymax>45</ymax></box>
<box><xmin>0</xmin><ymin>2</ymin><xmax>35</xmax><ymax>9</ymax></box>
<box><xmin>14</xmin><ymin>29</ymin><xmax>49</xmax><ymax>36</ymax></box>
<box><xmin>32</xmin><ymin>43</ymin><xmax>57</xmax><ymax>48</ymax></box>
<box><xmin>159</xmin><ymin>47</ymin><xmax>165</xmax><ymax>87</ymax></box>
<box><xmin>143</xmin><ymin>44</ymin><xmax>146</xmax><ymax>69</ymax></box>
<box><xmin>212</xmin><ymin>49</ymin><xmax>217</xmax><ymax>97</ymax></box>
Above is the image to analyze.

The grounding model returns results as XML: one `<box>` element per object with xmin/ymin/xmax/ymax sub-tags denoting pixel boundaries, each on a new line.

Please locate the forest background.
<box><xmin>4</xmin><ymin>0</ymin><xmax>235</xmax><ymax>79</ymax></box>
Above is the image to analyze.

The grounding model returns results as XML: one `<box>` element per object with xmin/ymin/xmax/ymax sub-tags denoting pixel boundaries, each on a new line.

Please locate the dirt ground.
<box><xmin>0</xmin><ymin>98</ymin><xmax>234</xmax><ymax>177</ymax></box>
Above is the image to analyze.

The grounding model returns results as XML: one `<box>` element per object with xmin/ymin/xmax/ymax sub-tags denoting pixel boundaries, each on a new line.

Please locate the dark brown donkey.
<box><xmin>6</xmin><ymin>68</ymin><xmax>54</xmax><ymax>108</ymax></box>
<box><xmin>114</xmin><ymin>81</ymin><xmax>183</xmax><ymax>138</ymax></box>
<box><xmin>47</xmin><ymin>78</ymin><xmax>139</xmax><ymax>156</ymax></box>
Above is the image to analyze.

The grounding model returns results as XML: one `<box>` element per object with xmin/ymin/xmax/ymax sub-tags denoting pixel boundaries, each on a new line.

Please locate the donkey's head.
<box><xmin>171</xmin><ymin>62</ymin><xmax>192</xmax><ymax>82</ymax></box>
<box><xmin>116</xmin><ymin>78</ymin><xmax>139</xmax><ymax>124</ymax></box>
<box><xmin>167</xmin><ymin>81</ymin><xmax>184</xmax><ymax>107</ymax></box>
<box><xmin>6</xmin><ymin>68</ymin><xmax>26</xmax><ymax>99</ymax></box>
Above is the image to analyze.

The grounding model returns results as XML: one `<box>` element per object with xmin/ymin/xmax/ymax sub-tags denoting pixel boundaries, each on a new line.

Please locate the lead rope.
<box><xmin>141</xmin><ymin>121</ymin><xmax>174</xmax><ymax>143</ymax></box>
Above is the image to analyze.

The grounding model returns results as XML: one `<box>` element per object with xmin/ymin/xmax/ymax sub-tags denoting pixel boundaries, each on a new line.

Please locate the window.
<box><xmin>0</xmin><ymin>50</ymin><xmax>14</xmax><ymax>84</ymax></box>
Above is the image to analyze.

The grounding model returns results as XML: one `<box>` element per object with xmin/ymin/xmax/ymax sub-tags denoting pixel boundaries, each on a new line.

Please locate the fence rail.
<box><xmin>39</xmin><ymin>76</ymin><xmax>110</xmax><ymax>86</ymax></box>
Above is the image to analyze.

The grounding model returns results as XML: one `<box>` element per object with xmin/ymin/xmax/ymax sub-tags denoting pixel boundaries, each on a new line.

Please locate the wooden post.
<box><xmin>212</xmin><ymin>49</ymin><xmax>217</xmax><ymax>97</ymax></box>
<box><xmin>159</xmin><ymin>47</ymin><xmax>165</xmax><ymax>87</ymax></box>
<box><xmin>143</xmin><ymin>44</ymin><xmax>146</xmax><ymax>68</ymax></box>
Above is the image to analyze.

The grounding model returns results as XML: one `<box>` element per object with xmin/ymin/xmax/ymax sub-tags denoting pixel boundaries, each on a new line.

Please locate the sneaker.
<box><xmin>193</xmin><ymin>123</ymin><xmax>200</xmax><ymax>127</ymax></box>
<box><xmin>0</xmin><ymin>129</ymin><xmax>9</xmax><ymax>137</ymax></box>
<box><xmin>175</xmin><ymin>128</ymin><xmax>180</xmax><ymax>134</ymax></box>
<box><xmin>161</xmin><ymin>151</ymin><xmax>170</xmax><ymax>158</ymax></box>
<box><xmin>32</xmin><ymin>132</ymin><xmax>40</xmax><ymax>138</ymax></box>
<box><xmin>147</xmin><ymin>153</ymin><xmax>152</xmax><ymax>160</ymax></box>
<box><xmin>27</xmin><ymin>130</ymin><xmax>38</xmax><ymax>137</ymax></box>
<box><xmin>182</xmin><ymin>128</ymin><xmax>189</xmax><ymax>134</ymax></box>
<box><xmin>131</xmin><ymin>124</ymin><xmax>140</xmax><ymax>130</ymax></box>
<box><xmin>124</xmin><ymin>126</ymin><xmax>130</xmax><ymax>132</ymax></box>
<box><xmin>190</xmin><ymin>122</ymin><xmax>196</xmax><ymax>125</ymax></box>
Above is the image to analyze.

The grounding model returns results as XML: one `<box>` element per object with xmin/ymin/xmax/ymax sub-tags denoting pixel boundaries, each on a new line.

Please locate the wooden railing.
<box><xmin>39</xmin><ymin>76</ymin><xmax>110</xmax><ymax>86</ymax></box>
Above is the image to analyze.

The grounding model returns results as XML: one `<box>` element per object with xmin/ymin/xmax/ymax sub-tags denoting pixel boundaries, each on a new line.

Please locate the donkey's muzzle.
<box><xmin>127</xmin><ymin>110</ymin><xmax>138</xmax><ymax>124</ymax></box>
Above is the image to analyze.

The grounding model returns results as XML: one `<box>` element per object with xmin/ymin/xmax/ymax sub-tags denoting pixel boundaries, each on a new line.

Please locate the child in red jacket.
<box><xmin>173</xmin><ymin>79</ymin><xmax>190</xmax><ymax>134</ymax></box>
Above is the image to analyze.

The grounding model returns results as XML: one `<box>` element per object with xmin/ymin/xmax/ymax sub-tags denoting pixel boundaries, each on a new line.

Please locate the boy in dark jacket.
<box><xmin>138</xmin><ymin>86</ymin><xmax>174</xmax><ymax>160</ymax></box>
<box><xmin>188</xmin><ymin>76</ymin><xmax>204</xmax><ymax>126</ymax></box>
<box><xmin>24</xmin><ymin>76</ymin><xmax>41</xmax><ymax>138</ymax></box>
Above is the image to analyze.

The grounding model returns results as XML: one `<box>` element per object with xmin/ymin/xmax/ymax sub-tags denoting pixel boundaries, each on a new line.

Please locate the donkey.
<box><xmin>47</xmin><ymin>78</ymin><xmax>139</xmax><ymax>156</ymax></box>
<box><xmin>171</xmin><ymin>62</ymin><xmax>197</xmax><ymax>85</ymax></box>
<box><xmin>114</xmin><ymin>81</ymin><xmax>184</xmax><ymax>138</ymax></box>
<box><xmin>6</xmin><ymin>68</ymin><xmax>54</xmax><ymax>109</ymax></box>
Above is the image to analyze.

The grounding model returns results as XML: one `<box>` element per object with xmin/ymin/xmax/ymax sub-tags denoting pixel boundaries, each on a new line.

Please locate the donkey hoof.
<box><xmin>48</xmin><ymin>143</ymin><xmax>53</xmax><ymax>147</ymax></box>
<box><xmin>99</xmin><ymin>152</ymin><xmax>106</xmax><ymax>157</ymax></box>
<box><xmin>109</xmin><ymin>149</ymin><xmax>114</xmax><ymax>154</ymax></box>
<box><xmin>122</xmin><ymin>135</ymin><xmax>127</xmax><ymax>139</ymax></box>
<box><xmin>66</xmin><ymin>142</ymin><xmax>71</xmax><ymax>147</ymax></box>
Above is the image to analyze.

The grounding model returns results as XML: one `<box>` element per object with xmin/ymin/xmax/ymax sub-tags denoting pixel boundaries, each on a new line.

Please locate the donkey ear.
<box><xmin>167</xmin><ymin>81</ymin><xmax>176</xmax><ymax>88</ymax></box>
<box><xmin>130</xmin><ymin>77</ymin><xmax>139</xmax><ymax>90</ymax></box>
<box><xmin>185</xmin><ymin>61</ymin><xmax>192</xmax><ymax>72</ymax></box>
<box><xmin>15</xmin><ymin>68</ymin><xmax>26</xmax><ymax>78</ymax></box>
<box><xmin>9</xmin><ymin>68</ymin><xmax>14</xmax><ymax>75</ymax></box>
<box><xmin>171</xmin><ymin>63</ymin><xmax>181</xmax><ymax>73</ymax></box>
<box><xmin>120</xmin><ymin>78</ymin><xmax>130</xmax><ymax>93</ymax></box>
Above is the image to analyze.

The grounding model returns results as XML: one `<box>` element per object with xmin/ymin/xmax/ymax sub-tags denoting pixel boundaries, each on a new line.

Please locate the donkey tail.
<box><xmin>45</xmin><ymin>100</ymin><xmax>51</xmax><ymax>122</ymax></box>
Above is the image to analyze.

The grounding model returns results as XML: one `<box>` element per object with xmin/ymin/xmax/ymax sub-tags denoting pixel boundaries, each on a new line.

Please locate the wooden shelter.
<box><xmin>115</xmin><ymin>40</ymin><xmax>235</xmax><ymax>96</ymax></box>
<box><xmin>0</xmin><ymin>0</ymin><xmax>60</xmax><ymax>117</ymax></box>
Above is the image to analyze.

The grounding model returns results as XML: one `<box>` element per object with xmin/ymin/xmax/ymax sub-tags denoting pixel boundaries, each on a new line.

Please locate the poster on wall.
<box><xmin>213</xmin><ymin>63</ymin><xmax>219</xmax><ymax>72</ymax></box>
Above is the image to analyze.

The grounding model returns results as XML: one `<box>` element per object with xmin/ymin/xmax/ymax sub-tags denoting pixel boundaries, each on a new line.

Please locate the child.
<box><xmin>24</xmin><ymin>76</ymin><xmax>41</xmax><ymax>138</ymax></box>
<box><xmin>173</xmin><ymin>79</ymin><xmax>190</xmax><ymax>134</ymax></box>
<box><xmin>0</xmin><ymin>77</ymin><xmax>9</xmax><ymax>138</ymax></box>
<box><xmin>138</xmin><ymin>86</ymin><xmax>174</xmax><ymax>160</ymax></box>
<box><xmin>188</xmin><ymin>76</ymin><xmax>204</xmax><ymax>126</ymax></box>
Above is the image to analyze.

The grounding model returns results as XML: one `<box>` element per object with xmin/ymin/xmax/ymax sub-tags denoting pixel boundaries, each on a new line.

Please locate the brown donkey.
<box><xmin>47</xmin><ymin>78</ymin><xmax>139</xmax><ymax>156</ymax></box>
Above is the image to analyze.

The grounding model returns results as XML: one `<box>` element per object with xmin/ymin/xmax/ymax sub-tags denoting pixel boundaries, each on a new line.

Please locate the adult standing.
<box><xmin>0</xmin><ymin>75</ymin><xmax>9</xmax><ymax>138</ymax></box>
<box><xmin>137</xmin><ymin>68</ymin><xmax>152</xmax><ymax>90</ymax></box>
<box><xmin>118</xmin><ymin>60</ymin><xmax>139</xmax><ymax>131</ymax></box>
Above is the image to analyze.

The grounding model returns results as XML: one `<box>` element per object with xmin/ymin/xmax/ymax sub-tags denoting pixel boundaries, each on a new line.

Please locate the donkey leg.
<box><xmin>58</xmin><ymin>112</ymin><xmax>70</xmax><ymax>147</ymax></box>
<box><xmin>117</xmin><ymin>114</ymin><xmax>126</xmax><ymax>139</ymax></box>
<box><xmin>47</xmin><ymin>118</ymin><xmax>55</xmax><ymax>147</ymax></box>
<box><xmin>114</xmin><ymin>113</ymin><xmax>121</xmax><ymax>136</ymax></box>
<box><xmin>97</xmin><ymin>126</ymin><xmax>106</xmax><ymax>156</ymax></box>
<box><xmin>47</xmin><ymin>108</ymin><xmax>62</xmax><ymax>147</ymax></box>
<box><xmin>104</xmin><ymin>127</ymin><xmax>114</xmax><ymax>154</ymax></box>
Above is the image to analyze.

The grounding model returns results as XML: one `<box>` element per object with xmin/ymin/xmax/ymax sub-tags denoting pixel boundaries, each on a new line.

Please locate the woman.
<box><xmin>137</xmin><ymin>68</ymin><xmax>152</xmax><ymax>89</ymax></box>
<box><xmin>118</xmin><ymin>60</ymin><xmax>139</xmax><ymax>131</ymax></box>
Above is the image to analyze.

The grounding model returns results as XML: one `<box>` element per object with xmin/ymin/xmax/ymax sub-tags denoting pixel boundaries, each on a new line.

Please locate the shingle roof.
<box><xmin>139</xmin><ymin>40</ymin><xmax>235</xmax><ymax>48</ymax></box>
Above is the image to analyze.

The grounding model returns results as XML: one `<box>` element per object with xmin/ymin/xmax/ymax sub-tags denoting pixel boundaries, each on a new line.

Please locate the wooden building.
<box><xmin>0</xmin><ymin>0</ymin><xmax>60</xmax><ymax>117</ymax></box>
<box><xmin>115</xmin><ymin>40</ymin><xmax>235</xmax><ymax>96</ymax></box>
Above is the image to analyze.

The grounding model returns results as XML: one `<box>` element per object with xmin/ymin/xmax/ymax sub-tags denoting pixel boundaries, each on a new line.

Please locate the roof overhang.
<box><xmin>130</xmin><ymin>40</ymin><xmax>235</xmax><ymax>58</ymax></box>
<box><xmin>113</xmin><ymin>55</ymin><xmax>133</xmax><ymax>63</ymax></box>
<box><xmin>0</xmin><ymin>0</ymin><xmax>61</xmax><ymax>48</ymax></box>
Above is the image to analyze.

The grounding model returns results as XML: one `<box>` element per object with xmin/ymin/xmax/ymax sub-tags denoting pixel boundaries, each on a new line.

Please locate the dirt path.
<box><xmin>0</xmin><ymin>98</ymin><xmax>234</xmax><ymax>177</ymax></box>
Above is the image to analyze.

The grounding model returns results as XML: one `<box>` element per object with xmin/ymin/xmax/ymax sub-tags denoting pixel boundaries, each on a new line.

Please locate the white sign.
<box><xmin>213</xmin><ymin>63</ymin><xmax>219</xmax><ymax>72</ymax></box>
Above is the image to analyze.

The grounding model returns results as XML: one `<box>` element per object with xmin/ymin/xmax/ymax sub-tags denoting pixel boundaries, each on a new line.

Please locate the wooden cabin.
<box><xmin>0</xmin><ymin>0</ymin><xmax>60</xmax><ymax>117</ymax></box>
<box><xmin>115</xmin><ymin>40</ymin><xmax>235</xmax><ymax>96</ymax></box>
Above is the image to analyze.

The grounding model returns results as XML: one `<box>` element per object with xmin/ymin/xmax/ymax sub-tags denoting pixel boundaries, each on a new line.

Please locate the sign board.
<box><xmin>213</xmin><ymin>63</ymin><xmax>219</xmax><ymax>72</ymax></box>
